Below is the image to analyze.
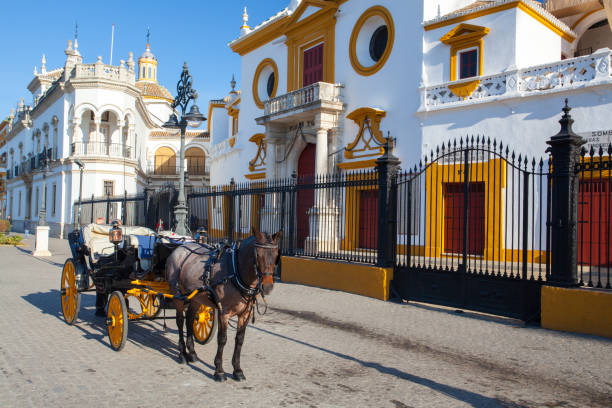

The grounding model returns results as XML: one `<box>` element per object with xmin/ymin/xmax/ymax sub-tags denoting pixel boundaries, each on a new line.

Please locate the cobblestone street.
<box><xmin>0</xmin><ymin>237</ymin><xmax>611</xmax><ymax>408</ymax></box>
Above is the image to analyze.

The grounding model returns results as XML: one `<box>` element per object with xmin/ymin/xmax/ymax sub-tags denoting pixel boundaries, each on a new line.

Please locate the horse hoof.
<box><xmin>233</xmin><ymin>370</ymin><xmax>246</xmax><ymax>381</ymax></box>
<box><xmin>214</xmin><ymin>372</ymin><xmax>227</xmax><ymax>382</ymax></box>
<box><xmin>186</xmin><ymin>353</ymin><xmax>198</xmax><ymax>363</ymax></box>
<box><xmin>178</xmin><ymin>354</ymin><xmax>187</xmax><ymax>364</ymax></box>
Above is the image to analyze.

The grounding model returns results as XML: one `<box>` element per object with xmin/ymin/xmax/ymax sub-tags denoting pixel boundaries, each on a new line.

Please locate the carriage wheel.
<box><xmin>60</xmin><ymin>259</ymin><xmax>81</xmax><ymax>325</ymax></box>
<box><xmin>193</xmin><ymin>304</ymin><xmax>217</xmax><ymax>345</ymax></box>
<box><xmin>106</xmin><ymin>291</ymin><xmax>128</xmax><ymax>351</ymax></box>
<box><xmin>141</xmin><ymin>293</ymin><xmax>162</xmax><ymax>319</ymax></box>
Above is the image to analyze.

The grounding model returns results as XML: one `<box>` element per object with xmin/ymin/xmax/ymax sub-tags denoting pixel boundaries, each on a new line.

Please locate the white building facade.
<box><xmin>208</xmin><ymin>0</ymin><xmax>612</xmax><ymax>182</ymax></box>
<box><xmin>2</xmin><ymin>38</ymin><xmax>210</xmax><ymax>237</ymax></box>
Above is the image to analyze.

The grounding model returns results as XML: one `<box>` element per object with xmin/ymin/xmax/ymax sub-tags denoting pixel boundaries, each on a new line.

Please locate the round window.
<box><xmin>266</xmin><ymin>72</ymin><xmax>276</xmax><ymax>98</ymax></box>
<box><xmin>369</xmin><ymin>25</ymin><xmax>388</xmax><ymax>62</ymax></box>
<box><xmin>349</xmin><ymin>6</ymin><xmax>395</xmax><ymax>76</ymax></box>
<box><xmin>253</xmin><ymin>58</ymin><xmax>278</xmax><ymax>109</ymax></box>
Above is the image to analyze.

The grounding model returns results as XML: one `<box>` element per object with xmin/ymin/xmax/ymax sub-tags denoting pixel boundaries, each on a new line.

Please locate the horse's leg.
<box><xmin>185</xmin><ymin>304</ymin><xmax>198</xmax><ymax>363</ymax></box>
<box><xmin>213</xmin><ymin>312</ymin><xmax>230</xmax><ymax>382</ymax></box>
<box><xmin>174</xmin><ymin>300</ymin><xmax>187</xmax><ymax>364</ymax></box>
<box><xmin>231</xmin><ymin>307</ymin><xmax>251</xmax><ymax>381</ymax></box>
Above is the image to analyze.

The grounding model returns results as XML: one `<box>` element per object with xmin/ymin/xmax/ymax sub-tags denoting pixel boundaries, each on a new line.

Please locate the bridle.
<box><xmin>230</xmin><ymin>240</ymin><xmax>278</xmax><ymax>299</ymax></box>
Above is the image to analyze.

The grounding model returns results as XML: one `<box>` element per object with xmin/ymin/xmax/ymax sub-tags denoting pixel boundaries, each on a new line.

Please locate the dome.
<box><xmin>140</xmin><ymin>44</ymin><xmax>156</xmax><ymax>61</ymax></box>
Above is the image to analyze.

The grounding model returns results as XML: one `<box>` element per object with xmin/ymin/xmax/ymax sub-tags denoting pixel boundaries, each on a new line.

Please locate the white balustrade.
<box><xmin>72</xmin><ymin>63</ymin><xmax>135</xmax><ymax>84</ymax></box>
<box><xmin>263</xmin><ymin>82</ymin><xmax>343</xmax><ymax>116</ymax></box>
<box><xmin>421</xmin><ymin>49</ymin><xmax>612</xmax><ymax>110</ymax></box>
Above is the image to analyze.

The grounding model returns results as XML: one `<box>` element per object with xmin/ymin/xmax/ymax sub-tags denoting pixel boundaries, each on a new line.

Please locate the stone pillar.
<box><xmin>93</xmin><ymin>119</ymin><xmax>101</xmax><ymax>155</ymax></box>
<box><xmin>33</xmin><ymin>225</ymin><xmax>51</xmax><ymax>256</ymax></box>
<box><xmin>117</xmin><ymin>120</ymin><xmax>124</xmax><ymax>158</ymax></box>
<box><xmin>305</xmin><ymin>112</ymin><xmax>339</xmax><ymax>253</ymax></box>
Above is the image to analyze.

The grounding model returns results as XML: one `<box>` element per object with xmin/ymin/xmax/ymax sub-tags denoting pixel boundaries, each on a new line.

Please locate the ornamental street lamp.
<box><xmin>163</xmin><ymin>62</ymin><xmax>206</xmax><ymax>236</ymax></box>
<box><xmin>38</xmin><ymin>150</ymin><xmax>50</xmax><ymax>226</ymax></box>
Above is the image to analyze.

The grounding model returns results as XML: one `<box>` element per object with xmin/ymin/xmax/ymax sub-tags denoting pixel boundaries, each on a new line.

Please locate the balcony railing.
<box><xmin>262</xmin><ymin>82</ymin><xmax>344</xmax><ymax>117</ymax></box>
<box><xmin>71</xmin><ymin>59</ymin><xmax>136</xmax><ymax>84</ymax></box>
<box><xmin>146</xmin><ymin>163</ymin><xmax>208</xmax><ymax>177</ymax></box>
<box><xmin>71</xmin><ymin>142</ymin><xmax>134</xmax><ymax>159</ymax></box>
<box><xmin>420</xmin><ymin>48</ymin><xmax>612</xmax><ymax>111</ymax></box>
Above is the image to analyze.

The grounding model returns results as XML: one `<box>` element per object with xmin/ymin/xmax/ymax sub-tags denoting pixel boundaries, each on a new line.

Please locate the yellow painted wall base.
<box><xmin>281</xmin><ymin>256</ymin><xmax>393</xmax><ymax>301</ymax></box>
<box><xmin>541</xmin><ymin>285</ymin><xmax>612</xmax><ymax>339</ymax></box>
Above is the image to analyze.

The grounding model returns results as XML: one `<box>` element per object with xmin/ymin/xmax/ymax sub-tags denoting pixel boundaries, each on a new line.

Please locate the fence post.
<box><xmin>546</xmin><ymin>100</ymin><xmax>585</xmax><ymax>287</ymax></box>
<box><xmin>376</xmin><ymin>137</ymin><xmax>401</xmax><ymax>267</ymax></box>
<box><xmin>289</xmin><ymin>171</ymin><xmax>297</xmax><ymax>256</ymax></box>
<box><xmin>461</xmin><ymin>144</ymin><xmax>471</xmax><ymax>271</ymax></box>
<box><xmin>227</xmin><ymin>178</ymin><xmax>236</xmax><ymax>242</ymax></box>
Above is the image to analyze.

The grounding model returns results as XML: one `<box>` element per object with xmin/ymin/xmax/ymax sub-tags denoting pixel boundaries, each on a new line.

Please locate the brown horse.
<box><xmin>165</xmin><ymin>227</ymin><xmax>282</xmax><ymax>382</ymax></box>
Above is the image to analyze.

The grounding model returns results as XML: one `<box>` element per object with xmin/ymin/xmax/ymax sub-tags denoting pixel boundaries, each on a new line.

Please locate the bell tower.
<box><xmin>138</xmin><ymin>28</ymin><xmax>158</xmax><ymax>83</ymax></box>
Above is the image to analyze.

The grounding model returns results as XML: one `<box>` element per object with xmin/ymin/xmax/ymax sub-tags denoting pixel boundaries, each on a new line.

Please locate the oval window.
<box><xmin>369</xmin><ymin>26</ymin><xmax>388</xmax><ymax>62</ymax></box>
<box><xmin>266</xmin><ymin>72</ymin><xmax>275</xmax><ymax>98</ymax></box>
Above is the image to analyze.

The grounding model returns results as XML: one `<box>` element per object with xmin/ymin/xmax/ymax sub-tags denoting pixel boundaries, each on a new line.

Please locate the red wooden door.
<box><xmin>297</xmin><ymin>144</ymin><xmax>316</xmax><ymax>249</ymax></box>
<box><xmin>359</xmin><ymin>189</ymin><xmax>378</xmax><ymax>249</ymax></box>
<box><xmin>578</xmin><ymin>180</ymin><xmax>612</xmax><ymax>266</ymax></box>
<box><xmin>444</xmin><ymin>182</ymin><xmax>485</xmax><ymax>255</ymax></box>
<box><xmin>303</xmin><ymin>44</ymin><xmax>324</xmax><ymax>87</ymax></box>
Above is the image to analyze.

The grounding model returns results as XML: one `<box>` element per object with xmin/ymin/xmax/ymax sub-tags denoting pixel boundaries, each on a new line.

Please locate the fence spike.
<box><xmin>598</xmin><ymin>145</ymin><xmax>604</xmax><ymax>157</ymax></box>
<box><xmin>589</xmin><ymin>145</ymin><xmax>595</xmax><ymax>156</ymax></box>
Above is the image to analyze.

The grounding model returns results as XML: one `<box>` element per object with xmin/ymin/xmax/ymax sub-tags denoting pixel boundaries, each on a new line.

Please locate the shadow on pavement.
<box><xmin>15</xmin><ymin>246</ymin><xmax>65</xmax><ymax>267</ymax></box>
<box><xmin>21</xmin><ymin>289</ymin><xmax>216</xmax><ymax>378</ymax></box>
<box><xmin>250</xmin><ymin>325</ymin><xmax>510</xmax><ymax>408</ymax></box>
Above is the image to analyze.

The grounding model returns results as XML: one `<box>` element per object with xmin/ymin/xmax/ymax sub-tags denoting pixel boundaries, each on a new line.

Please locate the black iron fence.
<box><xmin>577</xmin><ymin>145</ymin><xmax>612</xmax><ymax>289</ymax></box>
<box><xmin>75</xmin><ymin>194</ymin><xmax>146</xmax><ymax>227</ymax></box>
<box><xmin>188</xmin><ymin>171</ymin><xmax>381</xmax><ymax>264</ymax></box>
<box><xmin>396</xmin><ymin>137</ymin><xmax>551</xmax><ymax>281</ymax></box>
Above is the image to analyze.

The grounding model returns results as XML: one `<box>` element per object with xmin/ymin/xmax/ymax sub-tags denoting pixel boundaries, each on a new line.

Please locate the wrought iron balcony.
<box><xmin>71</xmin><ymin>142</ymin><xmax>134</xmax><ymax>159</ymax></box>
<box><xmin>257</xmin><ymin>82</ymin><xmax>344</xmax><ymax>124</ymax></box>
<box><xmin>419</xmin><ymin>48</ymin><xmax>612</xmax><ymax>111</ymax></box>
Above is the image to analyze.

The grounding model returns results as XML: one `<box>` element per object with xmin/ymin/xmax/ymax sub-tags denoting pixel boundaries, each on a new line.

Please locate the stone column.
<box><xmin>93</xmin><ymin>119</ymin><xmax>101</xmax><ymax>155</ymax></box>
<box><xmin>117</xmin><ymin>120</ymin><xmax>124</xmax><ymax>158</ymax></box>
<box><xmin>305</xmin><ymin>112</ymin><xmax>340</xmax><ymax>253</ymax></box>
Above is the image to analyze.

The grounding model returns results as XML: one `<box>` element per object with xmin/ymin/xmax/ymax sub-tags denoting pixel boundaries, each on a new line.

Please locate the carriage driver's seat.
<box><xmin>81</xmin><ymin>224</ymin><xmax>156</xmax><ymax>270</ymax></box>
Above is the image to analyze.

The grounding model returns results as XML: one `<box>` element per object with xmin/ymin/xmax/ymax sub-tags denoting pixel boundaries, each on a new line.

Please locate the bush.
<box><xmin>0</xmin><ymin>235</ymin><xmax>21</xmax><ymax>245</ymax></box>
<box><xmin>0</xmin><ymin>219</ymin><xmax>10</xmax><ymax>235</ymax></box>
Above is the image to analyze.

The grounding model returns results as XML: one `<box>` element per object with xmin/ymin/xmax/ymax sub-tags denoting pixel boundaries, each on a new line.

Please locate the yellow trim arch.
<box><xmin>349</xmin><ymin>5</ymin><xmax>395</xmax><ymax>77</ymax></box>
<box><xmin>252</xmin><ymin>58</ymin><xmax>279</xmax><ymax>109</ymax></box>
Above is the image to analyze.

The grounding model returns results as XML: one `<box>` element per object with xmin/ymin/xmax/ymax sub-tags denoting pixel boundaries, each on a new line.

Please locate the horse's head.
<box><xmin>251</xmin><ymin>226</ymin><xmax>282</xmax><ymax>296</ymax></box>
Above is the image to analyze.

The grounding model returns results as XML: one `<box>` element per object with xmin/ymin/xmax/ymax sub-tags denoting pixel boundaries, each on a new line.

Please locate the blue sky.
<box><xmin>0</xmin><ymin>0</ymin><xmax>288</xmax><ymax>117</ymax></box>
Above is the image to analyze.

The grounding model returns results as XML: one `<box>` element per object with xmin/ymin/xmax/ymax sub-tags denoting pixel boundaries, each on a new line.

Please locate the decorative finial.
<box><xmin>240</xmin><ymin>7</ymin><xmax>251</xmax><ymax>35</ymax></box>
<box><xmin>34</xmin><ymin>66</ymin><xmax>38</xmax><ymax>75</ymax></box>
<box><xmin>97</xmin><ymin>56</ymin><xmax>103</xmax><ymax>63</ymax></box>
<box><xmin>41</xmin><ymin>54</ymin><xmax>46</xmax><ymax>73</ymax></box>
<box><xmin>9</xmin><ymin>108</ymin><xmax>14</xmax><ymax>119</ymax></box>
<box><xmin>66</xmin><ymin>39</ymin><xmax>73</xmax><ymax>51</ymax></box>
<box><xmin>230</xmin><ymin>74</ymin><xmax>236</xmax><ymax>91</ymax></box>
<box><xmin>146</xmin><ymin>26</ymin><xmax>150</xmax><ymax>46</ymax></box>
<box><xmin>183</xmin><ymin>61</ymin><xmax>188</xmax><ymax>72</ymax></box>
<box><xmin>19</xmin><ymin>98</ymin><xmax>24</xmax><ymax>108</ymax></box>
<box><xmin>242</xmin><ymin>7</ymin><xmax>249</xmax><ymax>28</ymax></box>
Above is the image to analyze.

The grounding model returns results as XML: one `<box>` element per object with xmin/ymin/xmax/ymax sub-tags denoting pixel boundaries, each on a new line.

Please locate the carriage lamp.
<box><xmin>109</xmin><ymin>221</ymin><xmax>123</xmax><ymax>247</ymax></box>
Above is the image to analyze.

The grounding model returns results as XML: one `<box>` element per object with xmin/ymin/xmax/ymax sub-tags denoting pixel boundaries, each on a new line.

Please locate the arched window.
<box><xmin>185</xmin><ymin>147</ymin><xmax>206</xmax><ymax>175</ymax></box>
<box><xmin>154</xmin><ymin>146</ymin><xmax>176</xmax><ymax>175</ymax></box>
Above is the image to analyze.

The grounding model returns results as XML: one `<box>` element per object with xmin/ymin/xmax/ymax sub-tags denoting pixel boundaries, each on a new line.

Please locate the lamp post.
<box><xmin>163</xmin><ymin>62</ymin><xmax>206</xmax><ymax>236</ymax></box>
<box><xmin>33</xmin><ymin>150</ymin><xmax>52</xmax><ymax>256</ymax></box>
<box><xmin>38</xmin><ymin>151</ymin><xmax>50</xmax><ymax>227</ymax></box>
<box><xmin>73</xmin><ymin>159</ymin><xmax>84</xmax><ymax>229</ymax></box>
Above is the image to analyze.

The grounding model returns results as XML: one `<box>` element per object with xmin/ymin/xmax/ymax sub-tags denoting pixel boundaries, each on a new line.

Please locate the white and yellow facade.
<box><xmin>1</xmin><ymin>38</ymin><xmax>210</xmax><ymax>237</ymax></box>
<box><xmin>204</xmin><ymin>0</ymin><xmax>612</xmax><ymax>259</ymax></box>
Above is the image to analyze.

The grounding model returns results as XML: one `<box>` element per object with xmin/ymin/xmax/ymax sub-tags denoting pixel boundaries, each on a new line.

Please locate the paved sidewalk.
<box><xmin>0</xmin><ymin>237</ymin><xmax>610</xmax><ymax>407</ymax></box>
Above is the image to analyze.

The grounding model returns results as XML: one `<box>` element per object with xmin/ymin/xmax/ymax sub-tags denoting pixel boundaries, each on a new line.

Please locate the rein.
<box><xmin>230</xmin><ymin>241</ymin><xmax>277</xmax><ymax>300</ymax></box>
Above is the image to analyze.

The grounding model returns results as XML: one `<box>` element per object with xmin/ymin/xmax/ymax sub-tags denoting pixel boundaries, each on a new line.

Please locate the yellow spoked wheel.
<box><xmin>193</xmin><ymin>304</ymin><xmax>217</xmax><ymax>345</ymax></box>
<box><xmin>141</xmin><ymin>293</ymin><xmax>162</xmax><ymax>319</ymax></box>
<box><xmin>106</xmin><ymin>291</ymin><xmax>128</xmax><ymax>351</ymax></box>
<box><xmin>60</xmin><ymin>259</ymin><xmax>81</xmax><ymax>325</ymax></box>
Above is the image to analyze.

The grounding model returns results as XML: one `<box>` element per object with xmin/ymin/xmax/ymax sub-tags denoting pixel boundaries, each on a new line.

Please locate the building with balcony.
<box><xmin>206</xmin><ymin>0</ymin><xmax>612</xmax><ymax>255</ymax></box>
<box><xmin>1</xmin><ymin>37</ymin><xmax>210</xmax><ymax>237</ymax></box>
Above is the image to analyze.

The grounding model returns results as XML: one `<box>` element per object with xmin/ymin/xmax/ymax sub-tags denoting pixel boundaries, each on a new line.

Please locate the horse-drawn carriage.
<box><xmin>61</xmin><ymin>220</ymin><xmax>282</xmax><ymax>381</ymax></box>
<box><xmin>60</xmin><ymin>222</ymin><xmax>217</xmax><ymax>351</ymax></box>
